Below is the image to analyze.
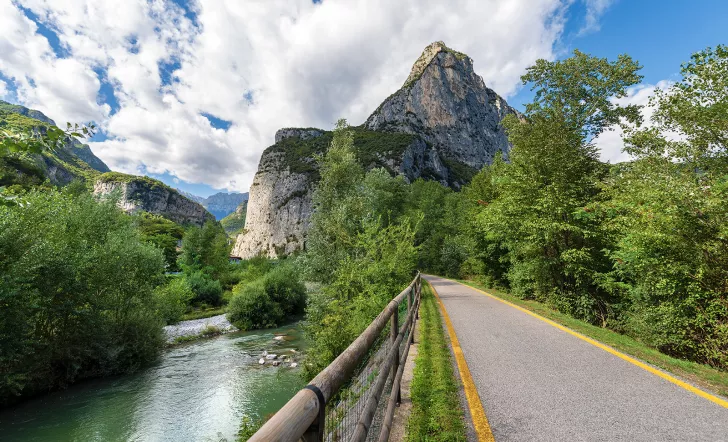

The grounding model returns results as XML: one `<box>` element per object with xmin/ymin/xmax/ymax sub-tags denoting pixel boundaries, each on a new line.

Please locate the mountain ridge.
<box><xmin>232</xmin><ymin>41</ymin><xmax>518</xmax><ymax>259</ymax></box>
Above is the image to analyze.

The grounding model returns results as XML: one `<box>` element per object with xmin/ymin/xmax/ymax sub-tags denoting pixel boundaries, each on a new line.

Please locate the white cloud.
<box><xmin>0</xmin><ymin>78</ymin><xmax>7</xmax><ymax>99</ymax></box>
<box><xmin>594</xmin><ymin>80</ymin><xmax>673</xmax><ymax>163</ymax></box>
<box><xmin>0</xmin><ymin>0</ymin><xmax>613</xmax><ymax>191</ymax></box>
<box><xmin>581</xmin><ymin>0</ymin><xmax>615</xmax><ymax>34</ymax></box>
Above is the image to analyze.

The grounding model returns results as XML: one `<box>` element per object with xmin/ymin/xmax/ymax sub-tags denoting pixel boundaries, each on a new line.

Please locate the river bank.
<box><xmin>164</xmin><ymin>313</ymin><xmax>237</xmax><ymax>343</ymax></box>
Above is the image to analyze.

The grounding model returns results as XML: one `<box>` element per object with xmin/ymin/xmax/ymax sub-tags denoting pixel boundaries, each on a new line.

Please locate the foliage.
<box><xmin>522</xmin><ymin>49</ymin><xmax>643</xmax><ymax>139</ymax></box>
<box><xmin>185</xmin><ymin>271</ymin><xmax>224</xmax><ymax>306</ymax></box>
<box><xmin>406</xmin><ymin>283</ymin><xmax>467</xmax><ymax>441</ymax></box>
<box><xmin>590</xmin><ymin>45</ymin><xmax>728</xmax><ymax>368</ymax></box>
<box><xmin>154</xmin><ymin>277</ymin><xmax>194</xmax><ymax>325</ymax></box>
<box><xmin>237</xmin><ymin>416</ymin><xmax>264</xmax><ymax>441</ymax></box>
<box><xmin>0</xmin><ymin>154</ymin><xmax>46</xmax><ymax>188</ymax></box>
<box><xmin>136</xmin><ymin>212</ymin><xmax>185</xmax><ymax>271</ymax></box>
<box><xmin>0</xmin><ymin>188</ymin><xmax>165</xmax><ymax>404</ymax></box>
<box><xmin>302</xmin><ymin>120</ymin><xmax>418</xmax><ymax>376</ymax></box>
<box><xmin>224</xmin><ymin>256</ymin><xmax>274</xmax><ymax>288</ymax></box>
<box><xmin>464</xmin><ymin>51</ymin><xmax>642</xmax><ymax>326</ymax></box>
<box><xmin>227</xmin><ymin>263</ymin><xmax>306</xmax><ymax>331</ymax></box>
<box><xmin>265</xmin><ymin>126</ymin><xmax>416</xmax><ymax>178</ymax></box>
<box><xmin>420</xmin><ymin>46</ymin><xmax>728</xmax><ymax>371</ymax></box>
<box><xmin>0</xmin><ymin>107</ymin><xmax>101</xmax><ymax>198</ymax></box>
<box><xmin>0</xmin><ymin>105</ymin><xmax>96</xmax><ymax>155</ymax></box>
<box><xmin>179</xmin><ymin>221</ymin><xmax>231</xmax><ymax>278</ymax></box>
<box><xmin>96</xmin><ymin>171</ymin><xmax>173</xmax><ymax>191</ymax></box>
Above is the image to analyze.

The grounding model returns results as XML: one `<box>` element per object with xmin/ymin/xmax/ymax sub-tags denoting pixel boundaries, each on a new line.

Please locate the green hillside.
<box><xmin>0</xmin><ymin>100</ymin><xmax>109</xmax><ymax>189</ymax></box>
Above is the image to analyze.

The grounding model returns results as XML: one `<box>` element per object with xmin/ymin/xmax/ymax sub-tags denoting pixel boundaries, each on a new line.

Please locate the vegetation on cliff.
<box><xmin>264</xmin><ymin>126</ymin><xmax>417</xmax><ymax>178</ymax></box>
<box><xmin>96</xmin><ymin>171</ymin><xmax>175</xmax><ymax>192</ymax></box>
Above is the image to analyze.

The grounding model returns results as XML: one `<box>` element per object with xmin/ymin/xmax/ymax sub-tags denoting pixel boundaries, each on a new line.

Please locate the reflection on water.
<box><xmin>0</xmin><ymin>323</ymin><xmax>305</xmax><ymax>442</ymax></box>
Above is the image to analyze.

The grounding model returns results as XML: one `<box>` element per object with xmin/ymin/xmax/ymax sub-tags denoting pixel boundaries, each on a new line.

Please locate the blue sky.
<box><xmin>1</xmin><ymin>0</ymin><xmax>725</xmax><ymax>197</ymax></box>
<box><xmin>509</xmin><ymin>0</ymin><xmax>728</xmax><ymax>111</ymax></box>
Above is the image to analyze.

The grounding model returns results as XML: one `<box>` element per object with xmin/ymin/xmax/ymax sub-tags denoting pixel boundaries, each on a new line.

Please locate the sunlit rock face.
<box><xmin>233</xmin><ymin>41</ymin><xmax>518</xmax><ymax>259</ymax></box>
<box><xmin>230</xmin><ymin>158</ymin><xmax>313</xmax><ymax>259</ymax></box>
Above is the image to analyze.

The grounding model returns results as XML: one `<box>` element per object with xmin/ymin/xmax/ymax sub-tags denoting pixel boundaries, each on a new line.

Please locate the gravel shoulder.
<box><xmin>163</xmin><ymin>314</ymin><xmax>237</xmax><ymax>343</ymax></box>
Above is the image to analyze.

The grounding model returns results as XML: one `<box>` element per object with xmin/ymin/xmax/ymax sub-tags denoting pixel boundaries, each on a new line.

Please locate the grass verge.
<box><xmin>458</xmin><ymin>279</ymin><xmax>728</xmax><ymax>399</ymax></box>
<box><xmin>406</xmin><ymin>283</ymin><xmax>467</xmax><ymax>441</ymax></box>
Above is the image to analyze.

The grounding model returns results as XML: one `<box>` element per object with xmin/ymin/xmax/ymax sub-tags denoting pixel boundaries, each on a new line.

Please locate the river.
<box><xmin>0</xmin><ymin>323</ymin><xmax>306</xmax><ymax>442</ymax></box>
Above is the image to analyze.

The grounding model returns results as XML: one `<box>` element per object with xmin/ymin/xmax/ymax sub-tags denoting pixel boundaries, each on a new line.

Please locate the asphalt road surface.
<box><xmin>424</xmin><ymin>274</ymin><xmax>728</xmax><ymax>442</ymax></box>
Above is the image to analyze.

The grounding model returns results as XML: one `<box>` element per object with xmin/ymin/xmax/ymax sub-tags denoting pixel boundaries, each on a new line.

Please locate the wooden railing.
<box><xmin>249</xmin><ymin>273</ymin><xmax>422</xmax><ymax>442</ymax></box>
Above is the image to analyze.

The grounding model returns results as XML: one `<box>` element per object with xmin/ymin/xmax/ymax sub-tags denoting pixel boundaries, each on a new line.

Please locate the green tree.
<box><xmin>136</xmin><ymin>212</ymin><xmax>185</xmax><ymax>271</ymax></box>
<box><xmin>0</xmin><ymin>188</ymin><xmax>165</xmax><ymax>404</ymax></box>
<box><xmin>154</xmin><ymin>277</ymin><xmax>194</xmax><ymax>325</ymax></box>
<box><xmin>596</xmin><ymin>45</ymin><xmax>728</xmax><ymax>368</ymax></box>
<box><xmin>227</xmin><ymin>263</ymin><xmax>306</xmax><ymax>330</ymax></box>
<box><xmin>303</xmin><ymin>120</ymin><xmax>418</xmax><ymax>375</ymax></box>
<box><xmin>179</xmin><ymin>220</ymin><xmax>230</xmax><ymax>278</ymax></box>
<box><xmin>476</xmin><ymin>51</ymin><xmax>642</xmax><ymax>325</ymax></box>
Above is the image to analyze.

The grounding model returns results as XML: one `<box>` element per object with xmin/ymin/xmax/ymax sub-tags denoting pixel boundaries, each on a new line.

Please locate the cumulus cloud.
<box><xmin>0</xmin><ymin>0</ymin><xmax>614</xmax><ymax>191</ymax></box>
<box><xmin>593</xmin><ymin>80</ymin><xmax>673</xmax><ymax>163</ymax></box>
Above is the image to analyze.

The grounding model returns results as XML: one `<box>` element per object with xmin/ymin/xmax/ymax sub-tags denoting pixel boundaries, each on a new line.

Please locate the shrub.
<box><xmin>227</xmin><ymin>264</ymin><xmax>306</xmax><ymax>331</ymax></box>
<box><xmin>219</xmin><ymin>256</ymin><xmax>273</xmax><ymax>290</ymax></box>
<box><xmin>263</xmin><ymin>265</ymin><xmax>307</xmax><ymax>317</ymax></box>
<box><xmin>228</xmin><ymin>281</ymin><xmax>282</xmax><ymax>330</ymax></box>
<box><xmin>154</xmin><ymin>277</ymin><xmax>194</xmax><ymax>325</ymax></box>
<box><xmin>186</xmin><ymin>271</ymin><xmax>223</xmax><ymax>306</ymax></box>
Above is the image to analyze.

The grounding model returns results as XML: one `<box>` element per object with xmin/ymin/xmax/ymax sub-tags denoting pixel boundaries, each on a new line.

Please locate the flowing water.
<box><xmin>0</xmin><ymin>323</ymin><xmax>306</xmax><ymax>442</ymax></box>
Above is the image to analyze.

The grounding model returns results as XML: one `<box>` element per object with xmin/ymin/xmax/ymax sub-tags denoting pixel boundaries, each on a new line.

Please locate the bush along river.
<box><xmin>0</xmin><ymin>322</ymin><xmax>306</xmax><ymax>442</ymax></box>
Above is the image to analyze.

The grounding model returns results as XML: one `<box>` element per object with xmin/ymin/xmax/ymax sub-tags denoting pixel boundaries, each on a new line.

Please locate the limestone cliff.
<box><xmin>93</xmin><ymin>173</ymin><xmax>215</xmax><ymax>226</ymax></box>
<box><xmin>233</xmin><ymin>41</ymin><xmax>518</xmax><ymax>259</ymax></box>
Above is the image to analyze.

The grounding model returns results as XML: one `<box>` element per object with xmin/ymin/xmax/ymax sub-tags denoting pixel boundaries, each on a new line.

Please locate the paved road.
<box><xmin>424</xmin><ymin>275</ymin><xmax>728</xmax><ymax>442</ymax></box>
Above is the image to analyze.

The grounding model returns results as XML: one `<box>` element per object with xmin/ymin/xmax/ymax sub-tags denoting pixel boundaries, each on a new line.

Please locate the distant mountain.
<box><xmin>178</xmin><ymin>189</ymin><xmax>206</xmax><ymax>204</ymax></box>
<box><xmin>177</xmin><ymin>190</ymin><xmax>249</xmax><ymax>220</ymax></box>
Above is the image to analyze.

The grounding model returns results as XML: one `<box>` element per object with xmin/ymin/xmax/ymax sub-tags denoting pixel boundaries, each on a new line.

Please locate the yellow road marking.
<box><xmin>427</xmin><ymin>280</ymin><xmax>496</xmax><ymax>442</ymax></box>
<box><xmin>442</xmin><ymin>277</ymin><xmax>728</xmax><ymax>410</ymax></box>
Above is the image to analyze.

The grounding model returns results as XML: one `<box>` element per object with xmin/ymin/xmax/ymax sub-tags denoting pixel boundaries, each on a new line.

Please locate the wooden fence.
<box><xmin>249</xmin><ymin>273</ymin><xmax>422</xmax><ymax>442</ymax></box>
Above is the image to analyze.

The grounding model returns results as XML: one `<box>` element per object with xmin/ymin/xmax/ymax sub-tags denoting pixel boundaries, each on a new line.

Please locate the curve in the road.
<box><xmin>425</xmin><ymin>274</ymin><xmax>728</xmax><ymax>442</ymax></box>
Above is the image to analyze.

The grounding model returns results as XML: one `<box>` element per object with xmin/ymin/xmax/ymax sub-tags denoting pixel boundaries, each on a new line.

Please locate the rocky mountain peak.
<box><xmin>403</xmin><ymin>41</ymin><xmax>470</xmax><ymax>87</ymax></box>
<box><xmin>93</xmin><ymin>173</ymin><xmax>215</xmax><ymax>226</ymax></box>
<box><xmin>366</xmin><ymin>41</ymin><xmax>517</xmax><ymax>169</ymax></box>
<box><xmin>233</xmin><ymin>42</ymin><xmax>520</xmax><ymax>259</ymax></box>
